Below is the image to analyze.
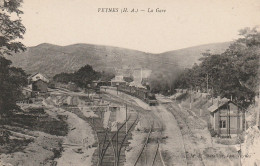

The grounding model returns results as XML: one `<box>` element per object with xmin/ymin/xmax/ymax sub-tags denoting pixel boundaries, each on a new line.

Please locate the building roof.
<box><xmin>23</xmin><ymin>87</ymin><xmax>33</xmax><ymax>92</ymax></box>
<box><xmin>111</xmin><ymin>75</ymin><xmax>126</xmax><ymax>83</ymax></box>
<box><xmin>28</xmin><ymin>72</ymin><xmax>49</xmax><ymax>80</ymax></box>
<box><xmin>208</xmin><ymin>100</ymin><xmax>240</xmax><ymax>113</ymax></box>
<box><xmin>110</xmin><ymin>80</ymin><xmax>126</xmax><ymax>83</ymax></box>
<box><xmin>208</xmin><ymin>104</ymin><xmax>220</xmax><ymax>113</ymax></box>
<box><xmin>32</xmin><ymin>79</ymin><xmax>48</xmax><ymax>84</ymax></box>
<box><xmin>129</xmin><ymin>81</ymin><xmax>146</xmax><ymax>89</ymax></box>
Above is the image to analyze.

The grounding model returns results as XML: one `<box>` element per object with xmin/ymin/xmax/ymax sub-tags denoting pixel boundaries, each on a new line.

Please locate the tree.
<box><xmin>174</xmin><ymin>27</ymin><xmax>260</xmax><ymax>104</ymax></box>
<box><xmin>53</xmin><ymin>65</ymin><xmax>105</xmax><ymax>88</ymax></box>
<box><xmin>0</xmin><ymin>0</ymin><xmax>26</xmax><ymax>56</ymax></box>
<box><xmin>73</xmin><ymin>65</ymin><xmax>101</xmax><ymax>87</ymax></box>
<box><xmin>0</xmin><ymin>57</ymin><xmax>27</xmax><ymax>113</ymax></box>
<box><xmin>53</xmin><ymin>72</ymin><xmax>74</xmax><ymax>84</ymax></box>
<box><xmin>0</xmin><ymin>0</ymin><xmax>27</xmax><ymax>115</ymax></box>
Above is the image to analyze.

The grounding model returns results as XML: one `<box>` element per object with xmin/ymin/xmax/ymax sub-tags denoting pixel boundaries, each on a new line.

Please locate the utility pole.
<box><xmin>116</xmin><ymin>122</ymin><xmax>118</xmax><ymax>166</ymax></box>
<box><xmin>206</xmin><ymin>73</ymin><xmax>209</xmax><ymax>102</ymax></box>
<box><xmin>190</xmin><ymin>87</ymin><xmax>192</xmax><ymax>110</ymax></box>
<box><xmin>256</xmin><ymin>85</ymin><xmax>260</xmax><ymax>128</ymax></box>
<box><xmin>116</xmin><ymin>83</ymin><xmax>119</xmax><ymax>95</ymax></box>
<box><xmin>256</xmin><ymin>57</ymin><xmax>260</xmax><ymax>128</ymax></box>
<box><xmin>141</xmin><ymin>67</ymin><xmax>143</xmax><ymax>83</ymax></box>
<box><xmin>125</xmin><ymin>104</ymin><xmax>128</xmax><ymax>134</ymax></box>
<box><xmin>211</xmin><ymin>87</ymin><xmax>214</xmax><ymax>105</ymax></box>
<box><xmin>206</xmin><ymin>73</ymin><xmax>209</xmax><ymax>94</ymax></box>
<box><xmin>239</xmin><ymin>139</ymin><xmax>242</xmax><ymax>166</ymax></box>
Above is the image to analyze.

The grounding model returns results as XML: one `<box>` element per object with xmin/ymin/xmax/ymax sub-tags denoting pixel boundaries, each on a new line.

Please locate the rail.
<box><xmin>99</xmin><ymin>115</ymin><xmax>132</xmax><ymax>165</ymax></box>
<box><xmin>169</xmin><ymin>104</ymin><xmax>205</xmax><ymax>166</ymax></box>
<box><xmin>117</xmin><ymin>115</ymin><xmax>139</xmax><ymax>164</ymax></box>
<box><xmin>133</xmin><ymin>123</ymin><xmax>153</xmax><ymax>166</ymax></box>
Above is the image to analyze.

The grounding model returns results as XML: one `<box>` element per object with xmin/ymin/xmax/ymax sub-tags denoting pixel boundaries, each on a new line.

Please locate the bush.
<box><xmin>216</xmin><ymin>138</ymin><xmax>238</xmax><ymax>145</ymax></box>
<box><xmin>5</xmin><ymin>113</ymin><xmax>68</xmax><ymax>136</ymax></box>
<box><xmin>209</xmin><ymin>128</ymin><xmax>217</xmax><ymax>137</ymax></box>
<box><xmin>0</xmin><ymin>129</ymin><xmax>10</xmax><ymax>145</ymax></box>
<box><xmin>208</xmin><ymin>123</ymin><xmax>218</xmax><ymax>137</ymax></box>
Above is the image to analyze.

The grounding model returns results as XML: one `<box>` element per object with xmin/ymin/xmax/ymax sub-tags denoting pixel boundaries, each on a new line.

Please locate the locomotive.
<box><xmin>118</xmin><ymin>84</ymin><xmax>157</xmax><ymax>106</ymax></box>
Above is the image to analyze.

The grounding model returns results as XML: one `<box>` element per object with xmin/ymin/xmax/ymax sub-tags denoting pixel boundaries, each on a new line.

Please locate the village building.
<box><xmin>208</xmin><ymin>100</ymin><xmax>245</xmax><ymax>138</ymax></box>
<box><xmin>28</xmin><ymin>73</ymin><xmax>49</xmax><ymax>83</ymax></box>
<box><xmin>22</xmin><ymin>87</ymin><xmax>34</xmax><ymax>99</ymax></box>
<box><xmin>32</xmin><ymin>79</ymin><xmax>48</xmax><ymax>93</ymax></box>
<box><xmin>110</xmin><ymin>75</ymin><xmax>126</xmax><ymax>86</ymax></box>
<box><xmin>113</xmin><ymin>67</ymin><xmax>151</xmax><ymax>87</ymax></box>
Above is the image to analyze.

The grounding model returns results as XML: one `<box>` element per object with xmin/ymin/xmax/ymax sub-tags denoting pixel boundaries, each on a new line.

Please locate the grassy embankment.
<box><xmin>0</xmin><ymin>105</ymin><xmax>69</xmax><ymax>165</ymax></box>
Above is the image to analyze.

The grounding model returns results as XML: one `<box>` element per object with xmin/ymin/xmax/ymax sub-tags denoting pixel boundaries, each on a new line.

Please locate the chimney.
<box><xmin>217</xmin><ymin>96</ymin><xmax>221</xmax><ymax>107</ymax></box>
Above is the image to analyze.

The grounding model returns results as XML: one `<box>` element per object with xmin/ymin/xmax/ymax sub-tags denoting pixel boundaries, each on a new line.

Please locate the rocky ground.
<box><xmin>104</xmin><ymin>88</ymin><xmax>241</xmax><ymax>166</ymax></box>
<box><xmin>0</xmin><ymin>88</ymin><xmax>253</xmax><ymax>166</ymax></box>
<box><xmin>0</xmin><ymin>101</ymin><xmax>67</xmax><ymax>166</ymax></box>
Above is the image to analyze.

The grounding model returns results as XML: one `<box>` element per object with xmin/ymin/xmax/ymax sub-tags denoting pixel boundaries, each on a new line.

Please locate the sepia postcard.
<box><xmin>0</xmin><ymin>0</ymin><xmax>260</xmax><ymax>165</ymax></box>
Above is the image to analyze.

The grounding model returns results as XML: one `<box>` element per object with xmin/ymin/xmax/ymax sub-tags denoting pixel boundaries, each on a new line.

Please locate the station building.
<box><xmin>208</xmin><ymin>101</ymin><xmax>245</xmax><ymax>137</ymax></box>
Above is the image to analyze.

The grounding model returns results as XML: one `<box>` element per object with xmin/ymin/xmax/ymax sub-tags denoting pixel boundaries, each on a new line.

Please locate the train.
<box><xmin>117</xmin><ymin>84</ymin><xmax>157</xmax><ymax>106</ymax></box>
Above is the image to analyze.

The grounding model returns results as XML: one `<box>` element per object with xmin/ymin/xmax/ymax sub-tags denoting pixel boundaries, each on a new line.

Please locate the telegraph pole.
<box><xmin>257</xmin><ymin>57</ymin><xmax>260</xmax><ymax>128</ymax></box>
<box><xmin>256</xmin><ymin>84</ymin><xmax>260</xmax><ymax>128</ymax></box>
<box><xmin>206</xmin><ymin>73</ymin><xmax>209</xmax><ymax>95</ymax></box>
<box><xmin>211</xmin><ymin>87</ymin><xmax>214</xmax><ymax>104</ymax></box>
<box><xmin>116</xmin><ymin>122</ymin><xmax>118</xmax><ymax>166</ymax></box>
<box><xmin>206</xmin><ymin>73</ymin><xmax>209</xmax><ymax>103</ymax></box>
<box><xmin>125</xmin><ymin>104</ymin><xmax>128</xmax><ymax>134</ymax></box>
<box><xmin>190</xmin><ymin>87</ymin><xmax>192</xmax><ymax>110</ymax></box>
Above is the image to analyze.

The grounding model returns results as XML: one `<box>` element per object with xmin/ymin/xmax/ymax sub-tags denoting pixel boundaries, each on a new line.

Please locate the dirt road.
<box><xmin>157</xmin><ymin>95</ymin><xmax>240</xmax><ymax>166</ymax></box>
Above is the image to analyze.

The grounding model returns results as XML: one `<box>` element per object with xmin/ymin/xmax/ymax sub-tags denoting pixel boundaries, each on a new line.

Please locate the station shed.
<box><xmin>208</xmin><ymin>100</ymin><xmax>245</xmax><ymax>137</ymax></box>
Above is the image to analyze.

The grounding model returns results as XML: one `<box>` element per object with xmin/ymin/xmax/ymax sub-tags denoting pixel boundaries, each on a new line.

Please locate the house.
<box><xmin>22</xmin><ymin>87</ymin><xmax>33</xmax><ymax>98</ymax></box>
<box><xmin>208</xmin><ymin>100</ymin><xmax>245</xmax><ymax>137</ymax></box>
<box><xmin>28</xmin><ymin>73</ymin><xmax>49</xmax><ymax>83</ymax></box>
<box><xmin>32</xmin><ymin>79</ymin><xmax>48</xmax><ymax>93</ymax></box>
<box><xmin>110</xmin><ymin>75</ymin><xmax>126</xmax><ymax>86</ymax></box>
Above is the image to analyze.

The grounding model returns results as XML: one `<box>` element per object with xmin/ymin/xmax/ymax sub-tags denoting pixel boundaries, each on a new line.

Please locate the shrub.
<box><xmin>209</xmin><ymin>128</ymin><xmax>217</xmax><ymax>137</ymax></box>
<box><xmin>208</xmin><ymin>123</ymin><xmax>218</xmax><ymax>137</ymax></box>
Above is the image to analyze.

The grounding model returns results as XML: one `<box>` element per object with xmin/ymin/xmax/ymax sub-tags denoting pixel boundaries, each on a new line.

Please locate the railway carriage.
<box><xmin>118</xmin><ymin>84</ymin><xmax>157</xmax><ymax>106</ymax></box>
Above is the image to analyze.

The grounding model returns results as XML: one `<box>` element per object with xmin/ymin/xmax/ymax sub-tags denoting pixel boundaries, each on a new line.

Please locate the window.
<box><xmin>220</xmin><ymin>120</ymin><xmax>226</xmax><ymax>128</ymax></box>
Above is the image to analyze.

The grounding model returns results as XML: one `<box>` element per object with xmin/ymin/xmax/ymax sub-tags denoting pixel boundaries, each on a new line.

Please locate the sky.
<box><xmin>21</xmin><ymin>0</ymin><xmax>260</xmax><ymax>53</ymax></box>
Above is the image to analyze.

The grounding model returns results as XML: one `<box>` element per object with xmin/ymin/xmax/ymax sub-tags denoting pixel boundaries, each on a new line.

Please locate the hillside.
<box><xmin>8</xmin><ymin>42</ymin><xmax>231</xmax><ymax>77</ymax></box>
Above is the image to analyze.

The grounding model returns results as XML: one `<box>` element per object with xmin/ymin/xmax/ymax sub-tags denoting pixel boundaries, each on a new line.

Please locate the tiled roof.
<box><xmin>208</xmin><ymin>99</ymin><xmax>233</xmax><ymax>113</ymax></box>
<box><xmin>208</xmin><ymin>104</ymin><xmax>219</xmax><ymax>113</ymax></box>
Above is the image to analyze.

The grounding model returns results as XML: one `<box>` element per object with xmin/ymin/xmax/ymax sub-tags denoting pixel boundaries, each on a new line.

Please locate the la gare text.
<box><xmin>98</xmin><ymin>8</ymin><xmax>166</xmax><ymax>13</ymax></box>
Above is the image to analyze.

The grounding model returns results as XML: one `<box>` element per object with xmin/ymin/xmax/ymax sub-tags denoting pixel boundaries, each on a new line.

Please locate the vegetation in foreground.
<box><xmin>0</xmin><ymin>0</ymin><xmax>27</xmax><ymax>116</ymax></box>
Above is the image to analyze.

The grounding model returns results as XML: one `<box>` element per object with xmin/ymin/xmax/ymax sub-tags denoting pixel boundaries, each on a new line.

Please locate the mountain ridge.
<box><xmin>31</xmin><ymin>41</ymin><xmax>231</xmax><ymax>54</ymax></box>
<box><xmin>8</xmin><ymin>41</ymin><xmax>232</xmax><ymax>77</ymax></box>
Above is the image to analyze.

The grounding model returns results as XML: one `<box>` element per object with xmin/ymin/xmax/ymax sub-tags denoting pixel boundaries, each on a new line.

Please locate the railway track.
<box><xmin>166</xmin><ymin>103</ymin><xmax>205</xmax><ymax>166</ymax></box>
<box><xmin>61</xmin><ymin>95</ymin><xmax>142</xmax><ymax>166</ymax></box>
<box><xmin>60</xmin><ymin>93</ymin><xmax>168</xmax><ymax>166</ymax></box>
<box><xmin>133</xmin><ymin>121</ymin><xmax>166</xmax><ymax>166</ymax></box>
<box><xmin>102</xmin><ymin>91</ymin><xmax>168</xmax><ymax>166</ymax></box>
<box><xmin>99</xmin><ymin>114</ymin><xmax>139</xmax><ymax>166</ymax></box>
<box><xmin>63</xmin><ymin>103</ymin><xmax>139</xmax><ymax>166</ymax></box>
